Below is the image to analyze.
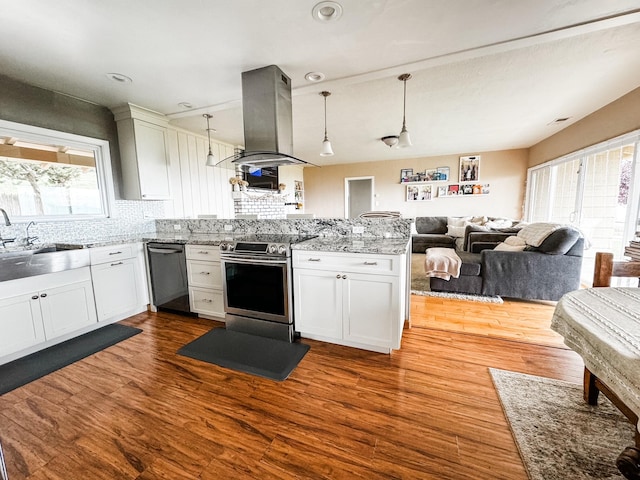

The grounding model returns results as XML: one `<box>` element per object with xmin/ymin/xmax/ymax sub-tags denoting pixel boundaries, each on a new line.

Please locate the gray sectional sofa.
<box><xmin>412</xmin><ymin>217</ymin><xmax>585</xmax><ymax>301</ymax></box>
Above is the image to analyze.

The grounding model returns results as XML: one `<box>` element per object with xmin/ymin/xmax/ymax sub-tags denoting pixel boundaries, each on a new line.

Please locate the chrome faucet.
<box><xmin>26</xmin><ymin>221</ymin><xmax>39</xmax><ymax>246</ymax></box>
<box><xmin>0</xmin><ymin>208</ymin><xmax>10</xmax><ymax>226</ymax></box>
<box><xmin>0</xmin><ymin>208</ymin><xmax>16</xmax><ymax>247</ymax></box>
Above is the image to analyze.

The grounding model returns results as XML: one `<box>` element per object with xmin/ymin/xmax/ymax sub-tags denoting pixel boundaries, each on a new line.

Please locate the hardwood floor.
<box><xmin>0</xmin><ymin>302</ymin><xmax>584</xmax><ymax>480</ymax></box>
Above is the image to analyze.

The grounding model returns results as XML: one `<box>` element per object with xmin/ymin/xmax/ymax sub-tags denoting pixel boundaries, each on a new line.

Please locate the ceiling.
<box><xmin>2</xmin><ymin>1</ymin><xmax>640</xmax><ymax>166</ymax></box>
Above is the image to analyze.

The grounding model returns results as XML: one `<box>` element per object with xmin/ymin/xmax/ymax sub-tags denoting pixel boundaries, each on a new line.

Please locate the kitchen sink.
<box><xmin>0</xmin><ymin>246</ymin><xmax>90</xmax><ymax>282</ymax></box>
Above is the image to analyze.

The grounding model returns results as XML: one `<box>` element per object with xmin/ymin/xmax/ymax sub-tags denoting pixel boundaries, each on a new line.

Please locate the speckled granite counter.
<box><xmin>1</xmin><ymin>233</ymin><xmax>410</xmax><ymax>256</ymax></box>
<box><xmin>292</xmin><ymin>237</ymin><xmax>410</xmax><ymax>255</ymax></box>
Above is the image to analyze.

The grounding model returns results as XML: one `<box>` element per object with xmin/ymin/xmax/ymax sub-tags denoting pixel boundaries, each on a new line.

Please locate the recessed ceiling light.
<box><xmin>106</xmin><ymin>73</ymin><xmax>132</xmax><ymax>83</ymax></box>
<box><xmin>178</xmin><ymin>102</ymin><xmax>193</xmax><ymax>109</ymax></box>
<box><xmin>305</xmin><ymin>72</ymin><xmax>325</xmax><ymax>82</ymax></box>
<box><xmin>312</xmin><ymin>1</ymin><xmax>343</xmax><ymax>22</ymax></box>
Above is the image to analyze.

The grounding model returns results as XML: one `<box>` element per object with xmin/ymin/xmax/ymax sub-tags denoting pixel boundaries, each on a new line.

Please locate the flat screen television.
<box><xmin>242</xmin><ymin>166</ymin><xmax>278</xmax><ymax>190</ymax></box>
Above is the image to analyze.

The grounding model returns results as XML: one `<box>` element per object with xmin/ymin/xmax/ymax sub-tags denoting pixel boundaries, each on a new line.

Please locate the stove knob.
<box><xmin>219</xmin><ymin>242</ymin><xmax>227</xmax><ymax>251</ymax></box>
<box><xmin>268</xmin><ymin>244</ymin><xmax>278</xmax><ymax>254</ymax></box>
<box><xmin>277</xmin><ymin>245</ymin><xmax>287</xmax><ymax>255</ymax></box>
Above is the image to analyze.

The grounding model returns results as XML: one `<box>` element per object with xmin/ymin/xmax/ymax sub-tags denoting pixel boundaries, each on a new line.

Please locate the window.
<box><xmin>525</xmin><ymin>130</ymin><xmax>640</xmax><ymax>283</ymax></box>
<box><xmin>0</xmin><ymin>119</ymin><xmax>114</xmax><ymax>220</ymax></box>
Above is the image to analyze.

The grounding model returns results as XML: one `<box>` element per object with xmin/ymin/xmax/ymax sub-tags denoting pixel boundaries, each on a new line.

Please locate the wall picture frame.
<box><xmin>400</xmin><ymin>168</ymin><xmax>413</xmax><ymax>182</ymax></box>
<box><xmin>406</xmin><ymin>184</ymin><xmax>433</xmax><ymax>201</ymax></box>
<box><xmin>459</xmin><ymin>155</ymin><xmax>480</xmax><ymax>183</ymax></box>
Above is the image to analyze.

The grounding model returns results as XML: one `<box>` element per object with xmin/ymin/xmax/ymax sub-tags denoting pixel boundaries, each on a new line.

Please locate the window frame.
<box><xmin>0</xmin><ymin>119</ymin><xmax>115</xmax><ymax>221</ymax></box>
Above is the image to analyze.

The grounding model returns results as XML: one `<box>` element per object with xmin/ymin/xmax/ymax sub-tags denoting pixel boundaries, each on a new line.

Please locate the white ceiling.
<box><xmin>2</xmin><ymin>1</ymin><xmax>640</xmax><ymax>166</ymax></box>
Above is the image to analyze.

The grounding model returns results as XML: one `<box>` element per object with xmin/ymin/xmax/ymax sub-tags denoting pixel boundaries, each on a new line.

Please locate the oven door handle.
<box><xmin>221</xmin><ymin>255</ymin><xmax>288</xmax><ymax>265</ymax></box>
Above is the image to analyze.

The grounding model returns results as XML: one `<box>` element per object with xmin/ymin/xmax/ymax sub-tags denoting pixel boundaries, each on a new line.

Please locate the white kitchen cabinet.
<box><xmin>186</xmin><ymin>245</ymin><xmax>224</xmax><ymax>319</ymax></box>
<box><xmin>293</xmin><ymin>250</ymin><xmax>406</xmax><ymax>353</ymax></box>
<box><xmin>0</xmin><ymin>293</ymin><xmax>46</xmax><ymax>357</ymax></box>
<box><xmin>40</xmin><ymin>280</ymin><xmax>97</xmax><ymax>340</ymax></box>
<box><xmin>90</xmin><ymin>243</ymin><xmax>148</xmax><ymax>322</ymax></box>
<box><xmin>0</xmin><ymin>268</ymin><xmax>97</xmax><ymax>359</ymax></box>
<box><xmin>113</xmin><ymin>103</ymin><xmax>171</xmax><ymax>200</ymax></box>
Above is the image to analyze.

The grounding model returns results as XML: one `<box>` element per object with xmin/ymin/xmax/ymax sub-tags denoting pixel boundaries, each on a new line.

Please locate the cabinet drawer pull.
<box><xmin>364</xmin><ymin>261</ymin><xmax>378</xmax><ymax>266</ymax></box>
<box><xmin>109</xmin><ymin>251</ymin><xmax>122</xmax><ymax>255</ymax></box>
<box><xmin>40</xmin><ymin>293</ymin><xmax>47</xmax><ymax>298</ymax></box>
<box><xmin>32</xmin><ymin>295</ymin><xmax>39</xmax><ymax>300</ymax></box>
<box><xmin>308</xmin><ymin>258</ymin><xmax>321</xmax><ymax>262</ymax></box>
<box><xmin>200</xmin><ymin>298</ymin><xmax>213</xmax><ymax>303</ymax></box>
<box><xmin>111</xmin><ymin>262</ymin><xmax>124</xmax><ymax>266</ymax></box>
<box><xmin>199</xmin><ymin>271</ymin><xmax>210</xmax><ymax>275</ymax></box>
<box><xmin>198</xmin><ymin>251</ymin><xmax>209</xmax><ymax>254</ymax></box>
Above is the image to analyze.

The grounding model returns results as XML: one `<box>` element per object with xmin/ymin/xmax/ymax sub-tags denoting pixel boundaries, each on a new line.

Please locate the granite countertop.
<box><xmin>292</xmin><ymin>237</ymin><xmax>410</xmax><ymax>255</ymax></box>
<box><xmin>1</xmin><ymin>233</ymin><xmax>410</xmax><ymax>256</ymax></box>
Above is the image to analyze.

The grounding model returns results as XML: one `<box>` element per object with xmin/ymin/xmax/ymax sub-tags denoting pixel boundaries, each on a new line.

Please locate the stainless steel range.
<box><xmin>219</xmin><ymin>234</ymin><xmax>314</xmax><ymax>342</ymax></box>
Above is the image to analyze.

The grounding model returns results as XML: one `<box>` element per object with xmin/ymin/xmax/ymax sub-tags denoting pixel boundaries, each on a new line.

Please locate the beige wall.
<box><xmin>303</xmin><ymin>149</ymin><xmax>528</xmax><ymax>220</ymax></box>
<box><xmin>529</xmin><ymin>86</ymin><xmax>640</xmax><ymax>167</ymax></box>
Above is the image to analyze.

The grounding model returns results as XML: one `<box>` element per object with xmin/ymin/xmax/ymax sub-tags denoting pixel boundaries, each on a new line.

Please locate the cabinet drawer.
<box><xmin>187</xmin><ymin>260</ymin><xmax>222</xmax><ymax>289</ymax></box>
<box><xmin>186</xmin><ymin>244</ymin><xmax>220</xmax><ymax>261</ymax></box>
<box><xmin>189</xmin><ymin>287</ymin><xmax>224</xmax><ymax>318</ymax></box>
<box><xmin>293</xmin><ymin>251</ymin><xmax>399</xmax><ymax>275</ymax></box>
<box><xmin>90</xmin><ymin>244</ymin><xmax>135</xmax><ymax>265</ymax></box>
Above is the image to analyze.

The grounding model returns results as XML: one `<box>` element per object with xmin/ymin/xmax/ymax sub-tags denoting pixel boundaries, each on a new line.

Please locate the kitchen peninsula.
<box><xmin>0</xmin><ymin>217</ymin><xmax>412</xmax><ymax>363</ymax></box>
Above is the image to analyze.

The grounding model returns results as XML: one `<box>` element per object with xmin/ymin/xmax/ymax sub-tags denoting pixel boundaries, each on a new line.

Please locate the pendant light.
<box><xmin>203</xmin><ymin>113</ymin><xmax>215</xmax><ymax>166</ymax></box>
<box><xmin>320</xmin><ymin>91</ymin><xmax>334</xmax><ymax>156</ymax></box>
<box><xmin>397</xmin><ymin>73</ymin><xmax>412</xmax><ymax>148</ymax></box>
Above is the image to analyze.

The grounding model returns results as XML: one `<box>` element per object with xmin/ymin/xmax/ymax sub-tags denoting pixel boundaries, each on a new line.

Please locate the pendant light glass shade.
<box><xmin>319</xmin><ymin>91</ymin><xmax>334</xmax><ymax>156</ymax></box>
<box><xmin>203</xmin><ymin>113</ymin><xmax>216</xmax><ymax>166</ymax></box>
<box><xmin>397</xmin><ymin>73</ymin><xmax>412</xmax><ymax>148</ymax></box>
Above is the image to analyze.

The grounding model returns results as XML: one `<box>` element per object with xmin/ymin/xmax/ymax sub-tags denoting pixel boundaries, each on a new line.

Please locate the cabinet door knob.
<box><xmin>336</xmin><ymin>274</ymin><xmax>341</xmax><ymax>279</ymax></box>
<box><xmin>32</xmin><ymin>295</ymin><xmax>39</xmax><ymax>300</ymax></box>
<box><xmin>40</xmin><ymin>293</ymin><xmax>47</xmax><ymax>298</ymax></box>
<box><xmin>342</xmin><ymin>275</ymin><xmax>347</xmax><ymax>279</ymax></box>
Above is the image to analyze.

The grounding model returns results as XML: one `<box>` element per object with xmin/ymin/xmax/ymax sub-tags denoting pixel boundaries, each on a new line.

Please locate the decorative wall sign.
<box><xmin>459</xmin><ymin>155</ymin><xmax>480</xmax><ymax>183</ymax></box>
<box><xmin>406</xmin><ymin>184</ymin><xmax>433</xmax><ymax>201</ymax></box>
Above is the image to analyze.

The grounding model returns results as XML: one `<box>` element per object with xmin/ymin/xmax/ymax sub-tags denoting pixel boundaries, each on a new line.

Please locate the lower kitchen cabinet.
<box><xmin>0</xmin><ymin>267</ymin><xmax>97</xmax><ymax>360</ymax></box>
<box><xmin>186</xmin><ymin>245</ymin><xmax>224</xmax><ymax>319</ymax></box>
<box><xmin>293</xmin><ymin>250</ymin><xmax>406</xmax><ymax>353</ymax></box>
<box><xmin>90</xmin><ymin>243</ymin><xmax>148</xmax><ymax>322</ymax></box>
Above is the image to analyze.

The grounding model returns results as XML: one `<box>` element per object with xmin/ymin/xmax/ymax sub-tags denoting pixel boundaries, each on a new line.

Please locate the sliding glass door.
<box><xmin>525</xmin><ymin>131</ymin><xmax>640</xmax><ymax>285</ymax></box>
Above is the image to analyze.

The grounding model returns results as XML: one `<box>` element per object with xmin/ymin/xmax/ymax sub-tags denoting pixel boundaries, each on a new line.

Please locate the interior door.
<box><xmin>345</xmin><ymin>177</ymin><xmax>374</xmax><ymax>218</ymax></box>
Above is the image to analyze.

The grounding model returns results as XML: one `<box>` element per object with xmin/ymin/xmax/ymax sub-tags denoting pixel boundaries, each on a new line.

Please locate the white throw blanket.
<box><xmin>424</xmin><ymin>247</ymin><xmax>461</xmax><ymax>280</ymax></box>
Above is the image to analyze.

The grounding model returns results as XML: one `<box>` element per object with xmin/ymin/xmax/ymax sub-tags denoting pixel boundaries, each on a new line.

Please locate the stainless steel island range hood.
<box><xmin>224</xmin><ymin>65</ymin><xmax>314</xmax><ymax>168</ymax></box>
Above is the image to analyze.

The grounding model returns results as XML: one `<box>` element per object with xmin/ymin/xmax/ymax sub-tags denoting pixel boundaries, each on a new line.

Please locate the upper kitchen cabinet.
<box><xmin>113</xmin><ymin>103</ymin><xmax>171</xmax><ymax>200</ymax></box>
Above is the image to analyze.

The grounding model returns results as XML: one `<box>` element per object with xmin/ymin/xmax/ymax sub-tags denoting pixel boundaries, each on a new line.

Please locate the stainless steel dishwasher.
<box><xmin>146</xmin><ymin>242</ymin><xmax>191</xmax><ymax>314</ymax></box>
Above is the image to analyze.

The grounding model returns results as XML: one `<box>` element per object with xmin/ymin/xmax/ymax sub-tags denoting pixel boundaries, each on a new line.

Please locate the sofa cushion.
<box><xmin>457</xmin><ymin>251</ymin><xmax>481</xmax><ymax>276</ymax></box>
<box><xmin>536</xmin><ymin>227</ymin><xmax>580</xmax><ymax>255</ymax></box>
<box><xmin>415</xmin><ymin>216</ymin><xmax>447</xmax><ymax>234</ymax></box>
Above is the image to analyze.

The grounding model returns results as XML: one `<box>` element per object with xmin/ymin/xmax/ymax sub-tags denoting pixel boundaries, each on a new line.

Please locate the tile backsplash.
<box><xmin>0</xmin><ymin>200</ymin><xmax>161</xmax><ymax>245</ymax></box>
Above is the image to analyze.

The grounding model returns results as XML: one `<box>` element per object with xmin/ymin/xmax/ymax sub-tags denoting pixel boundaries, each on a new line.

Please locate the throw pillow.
<box><xmin>485</xmin><ymin>218</ymin><xmax>513</xmax><ymax>229</ymax></box>
<box><xmin>447</xmin><ymin>216</ymin><xmax>471</xmax><ymax>227</ymax></box>
<box><xmin>537</xmin><ymin>227</ymin><xmax>580</xmax><ymax>255</ymax></box>
<box><xmin>504</xmin><ymin>235</ymin><xmax>526</xmax><ymax>247</ymax></box>
<box><xmin>494</xmin><ymin>242</ymin><xmax>526</xmax><ymax>252</ymax></box>
<box><xmin>517</xmin><ymin>222</ymin><xmax>563</xmax><ymax>247</ymax></box>
<box><xmin>446</xmin><ymin>225</ymin><xmax>467</xmax><ymax>237</ymax></box>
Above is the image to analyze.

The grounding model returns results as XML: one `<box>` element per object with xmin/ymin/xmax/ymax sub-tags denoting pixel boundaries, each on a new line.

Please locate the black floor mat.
<box><xmin>177</xmin><ymin>328</ymin><xmax>310</xmax><ymax>381</ymax></box>
<box><xmin>0</xmin><ymin>323</ymin><xmax>142</xmax><ymax>395</ymax></box>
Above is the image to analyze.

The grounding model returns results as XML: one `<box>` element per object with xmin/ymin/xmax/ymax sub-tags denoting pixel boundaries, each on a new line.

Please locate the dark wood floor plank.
<box><xmin>0</xmin><ymin>297</ymin><xmax>586</xmax><ymax>480</ymax></box>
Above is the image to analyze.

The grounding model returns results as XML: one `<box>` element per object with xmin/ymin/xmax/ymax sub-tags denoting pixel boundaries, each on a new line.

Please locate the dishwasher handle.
<box><xmin>148</xmin><ymin>247</ymin><xmax>183</xmax><ymax>254</ymax></box>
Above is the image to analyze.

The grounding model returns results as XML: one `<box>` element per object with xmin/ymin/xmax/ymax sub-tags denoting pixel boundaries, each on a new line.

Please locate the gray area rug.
<box><xmin>178</xmin><ymin>328</ymin><xmax>310</xmax><ymax>381</ymax></box>
<box><xmin>490</xmin><ymin>368</ymin><xmax>635</xmax><ymax>480</ymax></box>
<box><xmin>411</xmin><ymin>252</ymin><xmax>503</xmax><ymax>304</ymax></box>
